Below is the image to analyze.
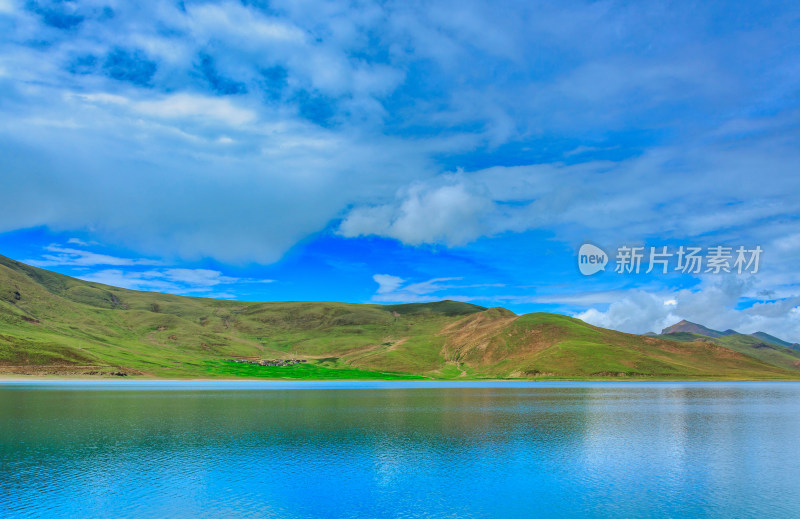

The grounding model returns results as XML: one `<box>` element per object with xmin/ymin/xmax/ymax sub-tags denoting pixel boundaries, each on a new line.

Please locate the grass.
<box><xmin>204</xmin><ymin>360</ymin><xmax>426</xmax><ymax>380</ymax></box>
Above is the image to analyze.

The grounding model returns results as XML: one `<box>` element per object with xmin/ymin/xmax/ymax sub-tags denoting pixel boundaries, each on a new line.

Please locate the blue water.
<box><xmin>1</xmin><ymin>381</ymin><xmax>799</xmax><ymax>518</ymax></box>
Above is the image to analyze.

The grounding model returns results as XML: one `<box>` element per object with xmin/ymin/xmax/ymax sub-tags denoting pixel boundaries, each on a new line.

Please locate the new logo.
<box><xmin>578</xmin><ymin>243</ymin><xmax>608</xmax><ymax>276</ymax></box>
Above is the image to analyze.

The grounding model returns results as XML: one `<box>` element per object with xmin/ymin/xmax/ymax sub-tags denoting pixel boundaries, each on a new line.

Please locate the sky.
<box><xmin>1</xmin><ymin>0</ymin><xmax>800</xmax><ymax>340</ymax></box>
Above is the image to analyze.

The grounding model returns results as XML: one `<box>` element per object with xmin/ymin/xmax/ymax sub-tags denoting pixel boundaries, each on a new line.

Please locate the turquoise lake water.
<box><xmin>1</xmin><ymin>381</ymin><xmax>799</xmax><ymax>518</ymax></box>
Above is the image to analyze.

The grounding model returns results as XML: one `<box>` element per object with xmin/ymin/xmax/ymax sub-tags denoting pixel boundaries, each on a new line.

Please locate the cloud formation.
<box><xmin>576</xmin><ymin>276</ymin><xmax>800</xmax><ymax>341</ymax></box>
<box><xmin>28</xmin><ymin>245</ymin><xmax>163</xmax><ymax>268</ymax></box>
<box><xmin>340</xmin><ymin>139</ymin><xmax>800</xmax><ymax>249</ymax></box>
<box><xmin>2</xmin><ymin>0</ymin><xmax>798</xmax><ymax>263</ymax></box>
<box><xmin>26</xmin><ymin>244</ymin><xmax>272</xmax><ymax>297</ymax></box>
<box><xmin>2</xmin><ymin>0</ymin><xmax>800</xmax><ymax>339</ymax></box>
<box><xmin>371</xmin><ymin>274</ymin><xmax>503</xmax><ymax>304</ymax></box>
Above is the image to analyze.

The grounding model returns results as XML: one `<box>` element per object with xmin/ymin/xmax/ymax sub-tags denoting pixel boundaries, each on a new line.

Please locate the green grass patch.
<box><xmin>205</xmin><ymin>360</ymin><xmax>426</xmax><ymax>380</ymax></box>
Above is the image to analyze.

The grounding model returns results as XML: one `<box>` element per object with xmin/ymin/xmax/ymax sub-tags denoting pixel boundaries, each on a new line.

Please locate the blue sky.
<box><xmin>1</xmin><ymin>0</ymin><xmax>800</xmax><ymax>339</ymax></box>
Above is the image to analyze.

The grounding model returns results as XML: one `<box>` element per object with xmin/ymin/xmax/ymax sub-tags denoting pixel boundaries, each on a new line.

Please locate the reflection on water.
<box><xmin>1</xmin><ymin>382</ymin><xmax>799</xmax><ymax>518</ymax></box>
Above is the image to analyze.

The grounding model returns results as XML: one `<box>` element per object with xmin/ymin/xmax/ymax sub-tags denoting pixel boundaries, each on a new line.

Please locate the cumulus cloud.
<box><xmin>341</xmin><ymin>183</ymin><xmax>496</xmax><ymax>246</ymax></box>
<box><xmin>0</xmin><ymin>85</ymin><xmax>431</xmax><ymax>263</ymax></box>
<box><xmin>575</xmin><ymin>276</ymin><xmax>800</xmax><ymax>342</ymax></box>
<box><xmin>576</xmin><ymin>292</ymin><xmax>683</xmax><ymax>337</ymax></box>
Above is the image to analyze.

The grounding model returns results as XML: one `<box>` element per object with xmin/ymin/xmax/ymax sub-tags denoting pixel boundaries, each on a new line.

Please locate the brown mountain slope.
<box><xmin>437</xmin><ymin>312</ymin><xmax>795</xmax><ymax>378</ymax></box>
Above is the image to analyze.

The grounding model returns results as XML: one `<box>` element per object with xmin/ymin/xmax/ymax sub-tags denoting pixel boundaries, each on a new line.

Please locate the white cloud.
<box><xmin>81</xmin><ymin>266</ymin><xmax>273</xmax><ymax>296</ymax></box>
<box><xmin>369</xmin><ymin>274</ymin><xmax>487</xmax><ymax>303</ymax></box>
<box><xmin>158</xmin><ymin>268</ymin><xmax>239</xmax><ymax>288</ymax></box>
<box><xmin>340</xmin><ymin>182</ymin><xmax>496</xmax><ymax>246</ymax></box>
<box><xmin>28</xmin><ymin>245</ymin><xmax>163</xmax><ymax>268</ymax></box>
<box><xmin>135</xmin><ymin>94</ymin><xmax>256</xmax><ymax>126</ymax></box>
<box><xmin>187</xmin><ymin>2</ymin><xmax>305</xmax><ymax>46</ymax></box>
<box><xmin>75</xmin><ymin>92</ymin><xmax>257</xmax><ymax>127</ymax></box>
<box><xmin>78</xmin><ymin>269</ymin><xmax>176</xmax><ymax>293</ymax></box>
<box><xmin>26</xmin><ymin>244</ymin><xmax>272</xmax><ymax>296</ymax></box>
<box><xmin>576</xmin><ymin>291</ymin><xmax>682</xmax><ymax>336</ymax></box>
<box><xmin>373</xmin><ymin>274</ymin><xmax>404</xmax><ymax>294</ymax></box>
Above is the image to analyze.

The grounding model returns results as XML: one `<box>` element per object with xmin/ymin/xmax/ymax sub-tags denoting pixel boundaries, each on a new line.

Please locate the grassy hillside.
<box><xmin>437</xmin><ymin>311</ymin><xmax>797</xmax><ymax>378</ymax></box>
<box><xmin>751</xmin><ymin>331</ymin><xmax>800</xmax><ymax>350</ymax></box>
<box><xmin>0</xmin><ymin>254</ymin><xmax>797</xmax><ymax>380</ymax></box>
<box><xmin>659</xmin><ymin>331</ymin><xmax>800</xmax><ymax>372</ymax></box>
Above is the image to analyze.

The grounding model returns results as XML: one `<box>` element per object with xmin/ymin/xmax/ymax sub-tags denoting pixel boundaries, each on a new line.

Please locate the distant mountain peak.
<box><xmin>661</xmin><ymin>321</ymin><xmax>798</xmax><ymax>350</ymax></box>
<box><xmin>661</xmin><ymin>320</ymin><xmax>725</xmax><ymax>338</ymax></box>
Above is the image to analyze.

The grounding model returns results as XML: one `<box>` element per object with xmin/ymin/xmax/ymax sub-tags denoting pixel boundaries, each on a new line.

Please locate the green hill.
<box><xmin>751</xmin><ymin>331</ymin><xmax>800</xmax><ymax>350</ymax></box>
<box><xmin>0</xmin><ymin>254</ymin><xmax>796</xmax><ymax>380</ymax></box>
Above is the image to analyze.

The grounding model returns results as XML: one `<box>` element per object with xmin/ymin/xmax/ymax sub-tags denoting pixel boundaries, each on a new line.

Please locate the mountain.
<box><xmin>661</xmin><ymin>320</ymin><xmax>799</xmax><ymax>350</ymax></box>
<box><xmin>658</xmin><ymin>320</ymin><xmax>800</xmax><ymax>372</ymax></box>
<box><xmin>0</xmin><ymin>254</ymin><xmax>797</xmax><ymax>379</ymax></box>
<box><xmin>661</xmin><ymin>320</ymin><xmax>730</xmax><ymax>338</ymax></box>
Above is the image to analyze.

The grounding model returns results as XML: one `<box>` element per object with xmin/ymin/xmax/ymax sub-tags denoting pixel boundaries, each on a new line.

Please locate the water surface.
<box><xmin>1</xmin><ymin>381</ymin><xmax>799</xmax><ymax>518</ymax></box>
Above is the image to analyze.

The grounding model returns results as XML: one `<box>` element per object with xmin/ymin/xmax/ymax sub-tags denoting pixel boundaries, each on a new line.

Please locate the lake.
<box><xmin>1</xmin><ymin>381</ymin><xmax>799</xmax><ymax>518</ymax></box>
